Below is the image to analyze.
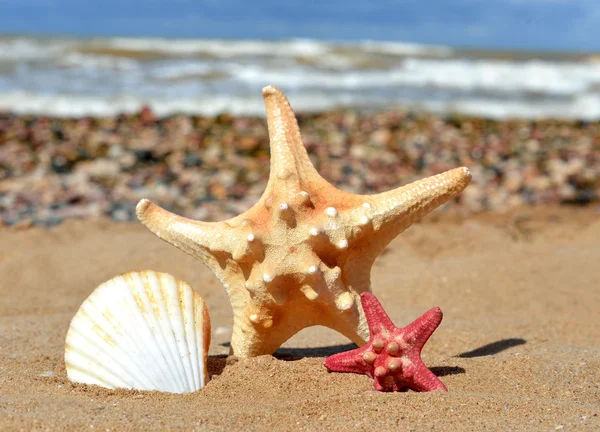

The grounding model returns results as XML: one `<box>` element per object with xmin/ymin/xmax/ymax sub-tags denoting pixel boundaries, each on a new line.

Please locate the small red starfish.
<box><xmin>324</xmin><ymin>292</ymin><xmax>447</xmax><ymax>392</ymax></box>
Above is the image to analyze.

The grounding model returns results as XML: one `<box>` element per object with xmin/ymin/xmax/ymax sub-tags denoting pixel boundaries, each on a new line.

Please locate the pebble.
<box><xmin>0</xmin><ymin>109</ymin><xmax>598</xmax><ymax>226</ymax></box>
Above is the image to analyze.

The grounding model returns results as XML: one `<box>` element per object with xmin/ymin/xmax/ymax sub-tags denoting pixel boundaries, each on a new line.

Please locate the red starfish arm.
<box><xmin>401</xmin><ymin>306</ymin><xmax>443</xmax><ymax>351</ymax></box>
<box><xmin>324</xmin><ymin>348</ymin><xmax>370</xmax><ymax>375</ymax></box>
<box><xmin>404</xmin><ymin>357</ymin><xmax>448</xmax><ymax>392</ymax></box>
<box><xmin>360</xmin><ymin>292</ymin><xmax>396</xmax><ymax>334</ymax></box>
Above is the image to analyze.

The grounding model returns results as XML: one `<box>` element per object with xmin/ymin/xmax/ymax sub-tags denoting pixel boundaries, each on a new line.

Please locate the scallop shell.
<box><xmin>65</xmin><ymin>270</ymin><xmax>211</xmax><ymax>393</ymax></box>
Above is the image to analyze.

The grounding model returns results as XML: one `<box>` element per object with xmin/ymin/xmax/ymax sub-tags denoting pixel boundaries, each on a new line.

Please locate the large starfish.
<box><xmin>324</xmin><ymin>292</ymin><xmax>447</xmax><ymax>392</ymax></box>
<box><xmin>136</xmin><ymin>86</ymin><xmax>471</xmax><ymax>358</ymax></box>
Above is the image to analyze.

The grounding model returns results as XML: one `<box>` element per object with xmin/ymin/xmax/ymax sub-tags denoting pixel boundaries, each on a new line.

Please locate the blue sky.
<box><xmin>1</xmin><ymin>0</ymin><xmax>599</xmax><ymax>52</ymax></box>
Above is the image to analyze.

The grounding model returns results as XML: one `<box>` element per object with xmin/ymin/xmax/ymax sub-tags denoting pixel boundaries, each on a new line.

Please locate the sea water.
<box><xmin>1</xmin><ymin>35</ymin><xmax>599</xmax><ymax>120</ymax></box>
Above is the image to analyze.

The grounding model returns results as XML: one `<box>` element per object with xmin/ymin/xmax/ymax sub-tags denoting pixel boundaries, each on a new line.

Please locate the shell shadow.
<box><xmin>455</xmin><ymin>338</ymin><xmax>527</xmax><ymax>358</ymax></box>
<box><xmin>208</xmin><ymin>355</ymin><xmax>228</xmax><ymax>377</ymax></box>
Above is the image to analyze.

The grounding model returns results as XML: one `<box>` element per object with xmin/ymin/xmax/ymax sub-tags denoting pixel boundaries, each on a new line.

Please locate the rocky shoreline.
<box><xmin>1</xmin><ymin>108</ymin><xmax>598</xmax><ymax>226</ymax></box>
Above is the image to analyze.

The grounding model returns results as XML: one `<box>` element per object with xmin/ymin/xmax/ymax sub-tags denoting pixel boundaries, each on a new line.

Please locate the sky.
<box><xmin>1</xmin><ymin>0</ymin><xmax>599</xmax><ymax>52</ymax></box>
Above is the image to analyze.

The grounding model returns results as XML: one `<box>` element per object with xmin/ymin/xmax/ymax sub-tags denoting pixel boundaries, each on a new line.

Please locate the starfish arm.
<box><xmin>136</xmin><ymin>199</ymin><xmax>236</xmax><ymax>264</ymax></box>
<box><xmin>402</xmin><ymin>306</ymin><xmax>443</xmax><ymax>351</ymax></box>
<box><xmin>229</xmin><ymin>312</ymin><xmax>297</xmax><ymax>357</ymax></box>
<box><xmin>360</xmin><ymin>292</ymin><xmax>396</xmax><ymax>335</ymax></box>
<box><xmin>324</xmin><ymin>348</ymin><xmax>369</xmax><ymax>374</ymax></box>
<box><xmin>341</xmin><ymin>167</ymin><xmax>471</xmax><ymax>248</ymax></box>
<box><xmin>405</xmin><ymin>359</ymin><xmax>448</xmax><ymax>392</ymax></box>
<box><xmin>262</xmin><ymin>85</ymin><xmax>327</xmax><ymax>191</ymax></box>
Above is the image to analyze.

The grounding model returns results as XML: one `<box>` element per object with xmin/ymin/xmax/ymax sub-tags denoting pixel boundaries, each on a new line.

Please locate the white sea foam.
<box><xmin>95</xmin><ymin>37</ymin><xmax>332</xmax><ymax>58</ymax></box>
<box><xmin>227</xmin><ymin>58</ymin><xmax>600</xmax><ymax>96</ymax></box>
<box><xmin>59</xmin><ymin>52</ymin><xmax>139</xmax><ymax>71</ymax></box>
<box><xmin>3</xmin><ymin>89</ymin><xmax>600</xmax><ymax>121</ymax></box>
<box><xmin>0</xmin><ymin>38</ymin><xmax>73</xmax><ymax>61</ymax></box>
<box><xmin>149</xmin><ymin>61</ymin><xmax>225</xmax><ymax>80</ymax></box>
<box><xmin>357</xmin><ymin>40</ymin><xmax>453</xmax><ymax>57</ymax></box>
<box><xmin>1</xmin><ymin>36</ymin><xmax>599</xmax><ymax>120</ymax></box>
<box><xmin>399</xmin><ymin>58</ymin><xmax>600</xmax><ymax>95</ymax></box>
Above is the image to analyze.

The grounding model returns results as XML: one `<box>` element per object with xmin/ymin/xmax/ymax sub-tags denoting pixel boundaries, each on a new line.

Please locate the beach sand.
<box><xmin>1</xmin><ymin>206</ymin><xmax>599</xmax><ymax>431</ymax></box>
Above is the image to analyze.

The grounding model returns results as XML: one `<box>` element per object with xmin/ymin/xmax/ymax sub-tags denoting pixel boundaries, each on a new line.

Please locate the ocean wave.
<box><xmin>0</xmin><ymin>37</ymin><xmax>73</xmax><ymax>61</ymax></box>
<box><xmin>98</xmin><ymin>37</ymin><xmax>331</xmax><ymax>58</ymax></box>
<box><xmin>227</xmin><ymin>58</ymin><xmax>600</xmax><ymax>96</ymax></box>
<box><xmin>1</xmin><ymin>36</ymin><xmax>599</xmax><ymax>120</ymax></box>
<box><xmin>59</xmin><ymin>52</ymin><xmax>140</xmax><ymax>71</ymax></box>
<box><xmin>79</xmin><ymin>37</ymin><xmax>451</xmax><ymax>59</ymax></box>
<box><xmin>2</xmin><ymin>89</ymin><xmax>599</xmax><ymax>120</ymax></box>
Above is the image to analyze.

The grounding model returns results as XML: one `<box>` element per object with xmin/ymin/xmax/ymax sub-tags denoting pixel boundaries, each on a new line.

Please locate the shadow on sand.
<box><xmin>455</xmin><ymin>338</ymin><xmax>527</xmax><ymax>358</ymax></box>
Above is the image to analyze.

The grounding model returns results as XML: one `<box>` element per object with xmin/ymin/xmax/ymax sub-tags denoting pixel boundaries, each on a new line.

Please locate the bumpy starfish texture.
<box><xmin>325</xmin><ymin>292</ymin><xmax>447</xmax><ymax>392</ymax></box>
<box><xmin>136</xmin><ymin>85</ymin><xmax>471</xmax><ymax>358</ymax></box>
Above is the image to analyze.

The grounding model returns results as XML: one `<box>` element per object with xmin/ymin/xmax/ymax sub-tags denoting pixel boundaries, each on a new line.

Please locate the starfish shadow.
<box><xmin>273</xmin><ymin>343</ymin><xmax>359</xmax><ymax>359</ymax></box>
<box><xmin>219</xmin><ymin>342</ymin><xmax>359</xmax><ymax>360</ymax></box>
<box><xmin>455</xmin><ymin>338</ymin><xmax>527</xmax><ymax>358</ymax></box>
<box><xmin>430</xmin><ymin>366</ymin><xmax>466</xmax><ymax>377</ymax></box>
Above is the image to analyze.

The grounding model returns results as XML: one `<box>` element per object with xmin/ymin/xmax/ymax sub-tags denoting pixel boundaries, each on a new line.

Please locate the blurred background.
<box><xmin>0</xmin><ymin>0</ymin><xmax>599</xmax><ymax>225</ymax></box>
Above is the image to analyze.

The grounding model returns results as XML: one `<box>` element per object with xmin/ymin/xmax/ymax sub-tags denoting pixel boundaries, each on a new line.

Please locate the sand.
<box><xmin>1</xmin><ymin>207</ymin><xmax>599</xmax><ymax>431</ymax></box>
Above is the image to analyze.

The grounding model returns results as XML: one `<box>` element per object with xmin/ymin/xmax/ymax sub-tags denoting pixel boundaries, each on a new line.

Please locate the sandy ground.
<box><xmin>1</xmin><ymin>207</ymin><xmax>599</xmax><ymax>431</ymax></box>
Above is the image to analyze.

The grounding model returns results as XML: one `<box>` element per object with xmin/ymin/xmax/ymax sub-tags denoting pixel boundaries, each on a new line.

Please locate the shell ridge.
<box><xmin>118</xmin><ymin>274</ymin><xmax>180</xmax><ymax>391</ymax></box>
<box><xmin>133</xmin><ymin>272</ymin><xmax>184</xmax><ymax>392</ymax></box>
<box><xmin>180</xmin><ymin>281</ymin><xmax>201</xmax><ymax>390</ymax></box>
<box><xmin>67</xmin><ymin>314</ymin><xmax>151</xmax><ymax>389</ymax></box>
<box><xmin>196</xmin><ymin>298</ymin><xmax>208</xmax><ymax>388</ymax></box>
<box><xmin>145</xmin><ymin>271</ymin><xmax>189</xmax><ymax>391</ymax></box>
<box><xmin>194</xmin><ymin>309</ymin><xmax>208</xmax><ymax>386</ymax></box>
<box><xmin>87</xmin><ymin>282</ymin><xmax>165</xmax><ymax>388</ymax></box>
<box><xmin>80</xmin><ymin>288</ymin><xmax>160</xmax><ymax>388</ymax></box>
<box><xmin>160</xmin><ymin>274</ymin><xmax>196</xmax><ymax>391</ymax></box>
<box><xmin>128</xmin><ymin>272</ymin><xmax>185</xmax><ymax>391</ymax></box>
<box><xmin>65</xmin><ymin>339</ymin><xmax>132</xmax><ymax>389</ymax></box>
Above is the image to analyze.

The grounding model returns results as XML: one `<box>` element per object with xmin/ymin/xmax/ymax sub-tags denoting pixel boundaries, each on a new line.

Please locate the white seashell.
<box><xmin>65</xmin><ymin>270</ymin><xmax>211</xmax><ymax>393</ymax></box>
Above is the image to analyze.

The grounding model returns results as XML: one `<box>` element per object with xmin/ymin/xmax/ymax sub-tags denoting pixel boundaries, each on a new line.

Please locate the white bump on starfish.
<box><xmin>374</xmin><ymin>366</ymin><xmax>387</xmax><ymax>378</ymax></box>
<box><xmin>307</xmin><ymin>265</ymin><xmax>319</xmax><ymax>275</ymax></box>
<box><xmin>247</xmin><ymin>233</ymin><xmax>256</xmax><ymax>243</ymax></box>
<box><xmin>372</xmin><ymin>339</ymin><xmax>385</xmax><ymax>353</ymax></box>
<box><xmin>325</xmin><ymin>207</ymin><xmax>338</xmax><ymax>217</ymax></box>
<box><xmin>386</xmin><ymin>341</ymin><xmax>400</xmax><ymax>355</ymax></box>
<box><xmin>301</xmin><ymin>285</ymin><xmax>319</xmax><ymax>301</ymax></box>
<box><xmin>277</xmin><ymin>168</ymin><xmax>291</xmax><ymax>179</ymax></box>
<box><xmin>135</xmin><ymin>86</ymin><xmax>472</xmax><ymax>358</ymax></box>
<box><xmin>262</xmin><ymin>319</ymin><xmax>274</xmax><ymax>329</ymax></box>
<box><xmin>331</xmin><ymin>266</ymin><xmax>342</xmax><ymax>279</ymax></box>
<box><xmin>387</xmin><ymin>358</ymin><xmax>402</xmax><ymax>372</ymax></box>
<box><xmin>337</xmin><ymin>239</ymin><xmax>349</xmax><ymax>249</ymax></box>
<box><xmin>232</xmin><ymin>248</ymin><xmax>247</xmax><ymax>261</ymax></box>
<box><xmin>279</xmin><ymin>203</ymin><xmax>289</xmax><ymax>211</ymax></box>
<box><xmin>248</xmin><ymin>310</ymin><xmax>274</xmax><ymax>328</ymax></box>
<box><xmin>298</xmin><ymin>191</ymin><xmax>310</xmax><ymax>203</ymax></box>
<box><xmin>336</xmin><ymin>292</ymin><xmax>354</xmax><ymax>311</ymax></box>
<box><xmin>363</xmin><ymin>351</ymin><xmax>377</xmax><ymax>364</ymax></box>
